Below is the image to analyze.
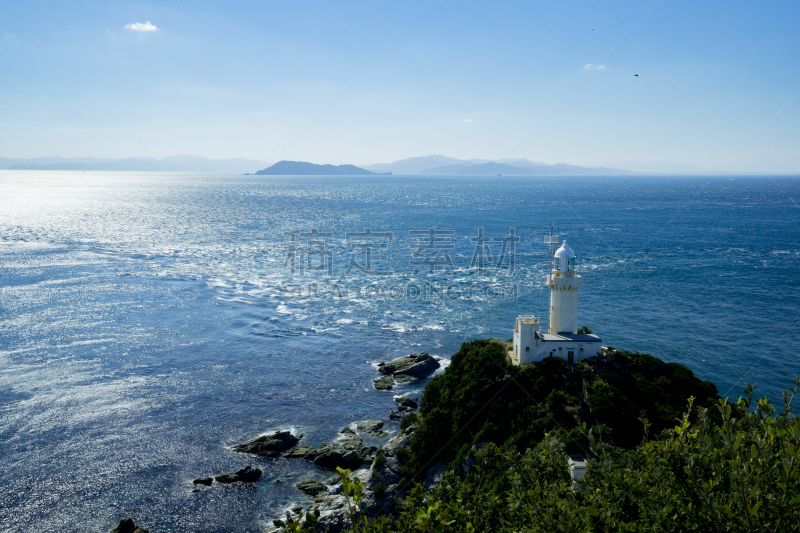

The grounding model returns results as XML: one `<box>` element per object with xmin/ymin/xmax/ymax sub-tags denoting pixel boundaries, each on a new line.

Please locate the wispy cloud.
<box><xmin>597</xmin><ymin>64</ymin><xmax>605</xmax><ymax>69</ymax></box>
<box><xmin>463</xmin><ymin>118</ymin><xmax>473</xmax><ymax>122</ymax></box>
<box><xmin>584</xmin><ymin>63</ymin><xmax>605</xmax><ymax>70</ymax></box>
<box><xmin>125</xmin><ymin>21</ymin><xmax>158</xmax><ymax>32</ymax></box>
<box><xmin>584</xmin><ymin>63</ymin><xmax>594</xmax><ymax>69</ymax></box>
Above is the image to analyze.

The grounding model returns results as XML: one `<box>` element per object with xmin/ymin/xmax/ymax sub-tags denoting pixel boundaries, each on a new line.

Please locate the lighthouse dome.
<box><xmin>554</xmin><ymin>240</ymin><xmax>575</xmax><ymax>259</ymax></box>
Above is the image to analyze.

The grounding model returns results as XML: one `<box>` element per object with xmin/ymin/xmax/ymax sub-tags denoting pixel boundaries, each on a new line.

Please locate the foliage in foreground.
<box><xmin>279</xmin><ymin>380</ymin><xmax>800</xmax><ymax>532</ymax></box>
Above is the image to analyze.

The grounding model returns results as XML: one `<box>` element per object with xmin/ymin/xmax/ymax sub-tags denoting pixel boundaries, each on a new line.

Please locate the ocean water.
<box><xmin>1</xmin><ymin>171</ymin><xmax>799</xmax><ymax>532</ymax></box>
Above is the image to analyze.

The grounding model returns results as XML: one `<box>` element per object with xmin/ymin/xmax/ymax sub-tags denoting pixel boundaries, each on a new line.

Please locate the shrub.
<box><xmin>395</xmin><ymin>448</ymin><xmax>410</xmax><ymax>463</ymax></box>
<box><xmin>373</xmin><ymin>448</ymin><xmax>385</xmax><ymax>469</ymax></box>
<box><xmin>400</xmin><ymin>411</ymin><xmax>419</xmax><ymax>432</ymax></box>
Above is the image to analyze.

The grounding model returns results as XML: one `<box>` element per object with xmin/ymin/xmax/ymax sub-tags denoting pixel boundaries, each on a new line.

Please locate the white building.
<box><xmin>512</xmin><ymin>240</ymin><xmax>601</xmax><ymax>366</ymax></box>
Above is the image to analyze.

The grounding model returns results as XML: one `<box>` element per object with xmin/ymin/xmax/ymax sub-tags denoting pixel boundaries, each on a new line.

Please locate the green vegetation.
<box><xmin>373</xmin><ymin>482</ymin><xmax>388</xmax><ymax>499</ymax></box>
<box><xmin>277</xmin><ymin>340</ymin><xmax>800</xmax><ymax>532</ymax></box>
<box><xmin>327</xmin><ymin>383</ymin><xmax>799</xmax><ymax>532</ymax></box>
<box><xmin>373</xmin><ymin>448</ymin><xmax>385</xmax><ymax>470</ymax></box>
<box><xmin>400</xmin><ymin>340</ymin><xmax>719</xmax><ymax>486</ymax></box>
<box><xmin>577</xmin><ymin>325</ymin><xmax>593</xmax><ymax>334</ymax></box>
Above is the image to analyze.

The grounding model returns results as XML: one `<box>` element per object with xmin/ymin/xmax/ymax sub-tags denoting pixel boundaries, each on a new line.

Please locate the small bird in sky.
<box><xmin>634</xmin><ymin>74</ymin><xmax>639</xmax><ymax>77</ymax></box>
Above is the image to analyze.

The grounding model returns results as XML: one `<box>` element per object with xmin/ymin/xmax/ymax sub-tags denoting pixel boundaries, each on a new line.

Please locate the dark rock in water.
<box><xmin>389</xmin><ymin>410</ymin><xmax>402</xmax><ymax>419</ymax></box>
<box><xmin>282</xmin><ymin>444</ymin><xmax>318</xmax><ymax>460</ymax></box>
<box><xmin>315</xmin><ymin>447</ymin><xmax>363</xmax><ymax>470</ymax></box>
<box><xmin>215</xmin><ymin>472</ymin><xmax>239</xmax><ymax>484</ymax></box>
<box><xmin>193</xmin><ymin>477</ymin><xmax>213</xmax><ymax>486</ymax></box>
<box><xmin>373</xmin><ymin>375</ymin><xmax>394</xmax><ymax>390</ymax></box>
<box><xmin>310</xmin><ymin>434</ymin><xmax>367</xmax><ymax>469</ymax></box>
<box><xmin>394</xmin><ymin>374</ymin><xmax>418</xmax><ymax>384</ymax></box>
<box><xmin>398</xmin><ymin>405</ymin><xmax>410</xmax><ymax>412</ymax></box>
<box><xmin>235</xmin><ymin>465</ymin><xmax>263</xmax><ymax>482</ymax></box>
<box><xmin>340</xmin><ymin>426</ymin><xmax>357</xmax><ymax>436</ymax></box>
<box><xmin>354</xmin><ymin>420</ymin><xmax>388</xmax><ymax>438</ymax></box>
<box><xmin>233</xmin><ymin>431</ymin><xmax>302</xmax><ymax>457</ymax></box>
<box><xmin>297</xmin><ymin>479</ymin><xmax>327</xmax><ymax>496</ymax></box>
<box><xmin>395</xmin><ymin>396</ymin><xmax>418</xmax><ymax>409</ymax></box>
<box><xmin>378</xmin><ymin>352</ymin><xmax>439</xmax><ymax>378</ymax></box>
<box><xmin>214</xmin><ymin>465</ymin><xmax>262</xmax><ymax>483</ymax></box>
<box><xmin>110</xmin><ymin>517</ymin><xmax>149</xmax><ymax>533</ymax></box>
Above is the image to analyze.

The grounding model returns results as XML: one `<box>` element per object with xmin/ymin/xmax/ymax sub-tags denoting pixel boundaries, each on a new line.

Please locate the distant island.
<box><xmin>255</xmin><ymin>161</ymin><xmax>390</xmax><ymax>176</ymax></box>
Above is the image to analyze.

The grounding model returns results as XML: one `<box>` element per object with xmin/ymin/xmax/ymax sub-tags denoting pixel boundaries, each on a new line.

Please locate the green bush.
<box><xmin>290</xmin><ymin>380</ymin><xmax>800</xmax><ymax>533</ymax></box>
<box><xmin>395</xmin><ymin>448</ymin><xmax>410</xmax><ymax>463</ymax></box>
<box><xmin>373</xmin><ymin>448</ymin><xmax>385</xmax><ymax>470</ymax></box>
<box><xmin>373</xmin><ymin>482</ymin><xmax>387</xmax><ymax>499</ymax></box>
<box><xmin>399</xmin><ymin>412</ymin><xmax>419</xmax><ymax>432</ymax></box>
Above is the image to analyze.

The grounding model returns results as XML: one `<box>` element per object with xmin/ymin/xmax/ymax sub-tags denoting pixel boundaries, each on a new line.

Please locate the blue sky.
<box><xmin>1</xmin><ymin>0</ymin><xmax>798</xmax><ymax>171</ymax></box>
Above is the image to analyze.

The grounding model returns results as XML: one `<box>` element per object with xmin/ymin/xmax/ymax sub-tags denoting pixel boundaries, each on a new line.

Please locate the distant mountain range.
<box><xmin>365</xmin><ymin>155</ymin><xmax>709</xmax><ymax>175</ymax></box>
<box><xmin>0</xmin><ymin>154</ymin><xmax>715</xmax><ymax>175</ymax></box>
<box><xmin>254</xmin><ymin>160</ymin><xmax>387</xmax><ymax>175</ymax></box>
<box><xmin>0</xmin><ymin>155</ymin><xmax>270</xmax><ymax>173</ymax></box>
<box><xmin>416</xmin><ymin>161</ymin><xmax>627</xmax><ymax>176</ymax></box>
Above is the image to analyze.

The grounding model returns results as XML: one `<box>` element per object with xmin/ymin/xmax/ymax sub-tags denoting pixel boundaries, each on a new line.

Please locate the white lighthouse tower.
<box><xmin>512</xmin><ymin>233</ymin><xmax>601</xmax><ymax>366</ymax></box>
<box><xmin>548</xmin><ymin>241</ymin><xmax>581</xmax><ymax>335</ymax></box>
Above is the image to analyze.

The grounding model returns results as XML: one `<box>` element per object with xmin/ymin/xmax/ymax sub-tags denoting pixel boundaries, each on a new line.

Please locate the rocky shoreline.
<box><xmin>134</xmin><ymin>353</ymin><xmax>441</xmax><ymax>533</ymax></box>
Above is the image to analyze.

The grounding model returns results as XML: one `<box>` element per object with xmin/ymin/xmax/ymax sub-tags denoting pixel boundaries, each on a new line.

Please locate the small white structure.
<box><xmin>512</xmin><ymin>239</ymin><xmax>601</xmax><ymax>366</ymax></box>
<box><xmin>568</xmin><ymin>455</ymin><xmax>588</xmax><ymax>489</ymax></box>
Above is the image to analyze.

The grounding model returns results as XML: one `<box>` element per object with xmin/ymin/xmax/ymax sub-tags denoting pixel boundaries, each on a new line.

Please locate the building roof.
<box><xmin>540</xmin><ymin>333</ymin><xmax>601</xmax><ymax>342</ymax></box>
<box><xmin>554</xmin><ymin>240</ymin><xmax>575</xmax><ymax>258</ymax></box>
<box><xmin>568</xmin><ymin>455</ymin><xmax>587</xmax><ymax>467</ymax></box>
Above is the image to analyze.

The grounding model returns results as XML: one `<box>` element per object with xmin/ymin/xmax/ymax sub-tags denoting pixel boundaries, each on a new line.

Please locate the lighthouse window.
<box><xmin>568</xmin><ymin>258</ymin><xmax>576</xmax><ymax>271</ymax></box>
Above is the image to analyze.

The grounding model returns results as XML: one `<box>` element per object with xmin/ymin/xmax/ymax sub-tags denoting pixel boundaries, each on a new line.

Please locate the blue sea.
<box><xmin>1</xmin><ymin>172</ymin><xmax>799</xmax><ymax>532</ymax></box>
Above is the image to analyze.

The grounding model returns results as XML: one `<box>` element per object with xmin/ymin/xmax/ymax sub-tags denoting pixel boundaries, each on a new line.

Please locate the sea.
<box><xmin>1</xmin><ymin>171</ymin><xmax>799</xmax><ymax>532</ymax></box>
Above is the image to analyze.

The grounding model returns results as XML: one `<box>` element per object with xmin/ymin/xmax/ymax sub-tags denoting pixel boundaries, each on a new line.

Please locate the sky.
<box><xmin>1</xmin><ymin>0</ymin><xmax>799</xmax><ymax>172</ymax></box>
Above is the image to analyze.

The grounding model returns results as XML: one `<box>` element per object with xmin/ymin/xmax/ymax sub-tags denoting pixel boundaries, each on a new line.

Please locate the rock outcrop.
<box><xmin>233</xmin><ymin>431</ymin><xmax>302</xmax><ymax>457</ymax></box>
<box><xmin>110</xmin><ymin>517</ymin><xmax>148</xmax><ymax>533</ymax></box>
<box><xmin>394</xmin><ymin>396</ymin><xmax>418</xmax><ymax>410</ymax></box>
<box><xmin>192</xmin><ymin>477</ymin><xmax>213</xmax><ymax>486</ymax></box>
<box><xmin>354</xmin><ymin>420</ymin><xmax>388</xmax><ymax>438</ymax></box>
<box><xmin>214</xmin><ymin>465</ymin><xmax>262</xmax><ymax>483</ymax></box>
<box><xmin>311</xmin><ymin>424</ymin><xmax>417</xmax><ymax>533</ymax></box>
<box><xmin>313</xmin><ymin>428</ymin><xmax>376</xmax><ymax>470</ymax></box>
<box><xmin>297</xmin><ymin>479</ymin><xmax>328</xmax><ymax>497</ymax></box>
<box><xmin>378</xmin><ymin>352</ymin><xmax>439</xmax><ymax>379</ymax></box>
<box><xmin>374</xmin><ymin>353</ymin><xmax>439</xmax><ymax>390</ymax></box>
<box><xmin>373</xmin><ymin>375</ymin><xmax>394</xmax><ymax>390</ymax></box>
<box><xmin>282</xmin><ymin>444</ymin><xmax>318</xmax><ymax>460</ymax></box>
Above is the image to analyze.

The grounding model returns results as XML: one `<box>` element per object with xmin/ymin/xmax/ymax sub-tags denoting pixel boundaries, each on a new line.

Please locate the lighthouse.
<box><xmin>547</xmin><ymin>241</ymin><xmax>581</xmax><ymax>335</ymax></box>
<box><xmin>512</xmin><ymin>236</ymin><xmax>601</xmax><ymax>366</ymax></box>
